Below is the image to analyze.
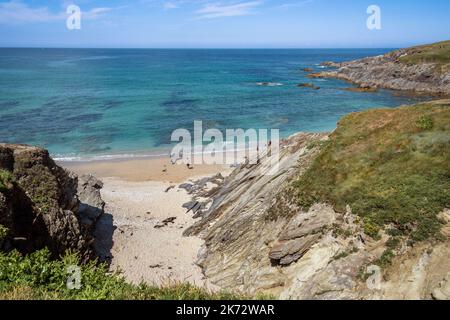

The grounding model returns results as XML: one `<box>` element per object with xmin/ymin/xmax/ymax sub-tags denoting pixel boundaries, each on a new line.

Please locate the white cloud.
<box><xmin>163</xmin><ymin>2</ymin><xmax>179</xmax><ymax>10</ymax></box>
<box><xmin>277</xmin><ymin>0</ymin><xmax>314</xmax><ymax>9</ymax></box>
<box><xmin>0</xmin><ymin>1</ymin><xmax>116</xmax><ymax>24</ymax></box>
<box><xmin>0</xmin><ymin>1</ymin><xmax>62</xmax><ymax>23</ymax></box>
<box><xmin>83</xmin><ymin>7</ymin><xmax>114</xmax><ymax>19</ymax></box>
<box><xmin>195</xmin><ymin>1</ymin><xmax>262</xmax><ymax>19</ymax></box>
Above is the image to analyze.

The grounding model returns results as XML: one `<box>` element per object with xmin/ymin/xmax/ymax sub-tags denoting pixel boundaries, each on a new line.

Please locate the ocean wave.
<box><xmin>256</xmin><ymin>82</ymin><xmax>283</xmax><ymax>87</ymax></box>
<box><xmin>53</xmin><ymin>142</ymin><xmax>265</xmax><ymax>163</ymax></box>
<box><xmin>53</xmin><ymin>152</ymin><xmax>171</xmax><ymax>162</ymax></box>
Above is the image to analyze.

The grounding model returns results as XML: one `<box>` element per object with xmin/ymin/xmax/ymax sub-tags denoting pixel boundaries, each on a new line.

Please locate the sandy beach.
<box><xmin>62</xmin><ymin>156</ymin><xmax>229</xmax><ymax>183</ymax></box>
<box><xmin>61</xmin><ymin>157</ymin><xmax>231</xmax><ymax>288</ymax></box>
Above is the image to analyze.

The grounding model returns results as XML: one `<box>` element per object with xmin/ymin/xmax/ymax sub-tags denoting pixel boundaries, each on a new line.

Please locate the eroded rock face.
<box><xmin>315</xmin><ymin>48</ymin><xmax>450</xmax><ymax>95</ymax></box>
<box><xmin>0</xmin><ymin>143</ymin><xmax>104</xmax><ymax>261</ymax></box>
<box><xmin>183</xmin><ymin>133</ymin><xmax>450</xmax><ymax>300</ymax></box>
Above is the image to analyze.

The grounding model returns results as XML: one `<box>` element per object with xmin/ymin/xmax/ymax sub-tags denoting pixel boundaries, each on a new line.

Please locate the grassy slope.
<box><xmin>399</xmin><ymin>40</ymin><xmax>450</xmax><ymax>69</ymax></box>
<box><xmin>294</xmin><ymin>100</ymin><xmax>450</xmax><ymax>241</ymax></box>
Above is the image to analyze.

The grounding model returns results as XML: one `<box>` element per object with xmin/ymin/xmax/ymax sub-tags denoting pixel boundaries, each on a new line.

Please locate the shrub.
<box><xmin>363</xmin><ymin>219</ymin><xmax>380</xmax><ymax>239</ymax></box>
<box><xmin>375</xmin><ymin>249</ymin><xmax>395</xmax><ymax>268</ymax></box>
<box><xmin>294</xmin><ymin>102</ymin><xmax>450</xmax><ymax>243</ymax></box>
<box><xmin>416</xmin><ymin>115</ymin><xmax>434</xmax><ymax>130</ymax></box>
<box><xmin>0</xmin><ymin>248</ymin><xmax>263</xmax><ymax>300</ymax></box>
<box><xmin>0</xmin><ymin>169</ymin><xmax>14</xmax><ymax>193</ymax></box>
<box><xmin>0</xmin><ymin>224</ymin><xmax>8</xmax><ymax>241</ymax></box>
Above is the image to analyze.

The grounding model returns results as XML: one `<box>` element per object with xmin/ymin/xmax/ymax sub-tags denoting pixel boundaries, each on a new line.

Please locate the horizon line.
<box><xmin>0</xmin><ymin>46</ymin><xmax>399</xmax><ymax>50</ymax></box>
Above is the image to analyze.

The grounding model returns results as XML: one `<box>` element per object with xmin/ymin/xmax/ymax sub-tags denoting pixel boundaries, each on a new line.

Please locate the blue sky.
<box><xmin>0</xmin><ymin>0</ymin><xmax>449</xmax><ymax>48</ymax></box>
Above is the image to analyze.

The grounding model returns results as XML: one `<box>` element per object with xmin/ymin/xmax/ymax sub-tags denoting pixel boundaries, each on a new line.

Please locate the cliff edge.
<box><xmin>184</xmin><ymin>100</ymin><xmax>450</xmax><ymax>299</ymax></box>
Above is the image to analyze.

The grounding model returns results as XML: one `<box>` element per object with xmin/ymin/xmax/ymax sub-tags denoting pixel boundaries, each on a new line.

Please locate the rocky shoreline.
<box><xmin>176</xmin><ymin>102</ymin><xmax>450</xmax><ymax>299</ymax></box>
<box><xmin>311</xmin><ymin>43</ymin><xmax>450</xmax><ymax>95</ymax></box>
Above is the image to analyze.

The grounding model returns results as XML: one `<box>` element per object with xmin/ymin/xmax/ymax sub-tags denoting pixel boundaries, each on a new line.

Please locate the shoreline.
<box><xmin>60</xmin><ymin>156</ymin><xmax>232</xmax><ymax>183</ymax></box>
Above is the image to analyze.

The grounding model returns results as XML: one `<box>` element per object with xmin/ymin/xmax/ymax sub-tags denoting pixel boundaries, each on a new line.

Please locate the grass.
<box><xmin>0</xmin><ymin>169</ymin><xmax>14</xmax><ymax>193</ymax></box>
<box><xmin>293</xmin><ymin>100</ymin><xmax>450</xmax><ymax>242</ymax></box>
<box><xmin>399</xmin><ymin>40</ymin><xmax>450</xmax><ymax>70</ymax></box>
<box><xmin>0</xmin><ymin>248</ymin><xmax>266</xmax><ymax>300</ymax></box>
<box><xmin>0</xmin><ymin>225</ymin><xmax>7</xmax><ymax>247</ymax></box>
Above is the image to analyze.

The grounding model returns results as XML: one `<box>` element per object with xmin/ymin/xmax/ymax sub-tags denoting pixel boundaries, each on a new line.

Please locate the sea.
<box><xmin>0</xmin><ymin>48</ymin><xmax>430</xmax><ymax>161</ymax></box>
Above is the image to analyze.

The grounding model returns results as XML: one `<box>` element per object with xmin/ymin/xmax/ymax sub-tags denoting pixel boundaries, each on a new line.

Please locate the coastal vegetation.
<box><xmin>294</xmin><ymin>100</ymin><xmax>450</xmax><ymax>242</ymax></box>
<box><xmin>399</xmin><ymin>40</ymin><xmax>450</xmax><ymax>69</ymax></box>
<box><xmin>0</xmin><ymin>169</ymin><xmax>14</xmax><ymax>193</ymax></box>
<box><xmin>0</xmin><ymin>248</ymin><xmax>255</xmax><ymax>300</ymax></box>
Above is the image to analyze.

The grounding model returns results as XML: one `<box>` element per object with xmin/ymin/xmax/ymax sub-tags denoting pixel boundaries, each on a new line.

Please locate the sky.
<box><xmin>0</xmin><ymin>0</ymin><xmax>449</xmax><ymax>48</ymax></box>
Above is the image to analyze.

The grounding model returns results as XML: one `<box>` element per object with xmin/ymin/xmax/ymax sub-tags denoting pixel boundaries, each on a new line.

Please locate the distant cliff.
<box><xmin>312</xmin><ymin>40</ymin><xmax>450</xmax><ymax>95</ymax></box>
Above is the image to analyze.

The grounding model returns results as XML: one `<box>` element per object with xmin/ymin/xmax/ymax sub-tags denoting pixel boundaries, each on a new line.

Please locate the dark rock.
<box><xmin>162</xmin><ymin>217</ymin><xmax>177</xmax><ymax>224</ymax></box>
<box><xmin>0</xmin><ymin>143</ymin><xmax>100</xmax><ymax>260</ymax></box>
<box><xmin>297</xmin><ymin>83</ymin><xmax>320</xmax><ymax>90</ymax></box>
<box><xmin>154</xmin><ymin>217</ymin><xmax>177</xmax><ymax>229</ymax></box>
<box><xmin>182</xmin><ymin>201</ymin><xmax>198</xmax><ymax>210</ymax></box>
<box><xmin>165</xmin><ymin>185</ymin><xmax>175</xmax><ymax>193</ymax></box>
<box><xmin>77</xmin><ymin>174</ymin><xmax>105</xmax><ymax>227</ymax></box>
<box><xmin>179</xmin><ymin>183</ymin><xmax>194</xmax><ymax>192</ymax></box>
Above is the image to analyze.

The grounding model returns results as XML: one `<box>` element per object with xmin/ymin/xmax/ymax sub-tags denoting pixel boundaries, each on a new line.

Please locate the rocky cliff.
<box><xmin>313</xmin><ymin>40</ymin><xmax>450</xmax><ymax>95</ymax></box>
<box><xmin>183</xmin><ymin>100</ymin><xmax>450</xmax><ymax>299</ymax></box>
<box><xmin>0</xmin><ymin>144</ymin><xmax>104</xmax><ymax>261</ymax></box>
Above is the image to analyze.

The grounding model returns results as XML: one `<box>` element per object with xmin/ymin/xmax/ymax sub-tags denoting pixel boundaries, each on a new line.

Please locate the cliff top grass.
<box><xmin>294</xmin><ymin>100</ymin><xmax>450</xmax><ymax>241</ymax></box>
<box><xmin>399</xmin><ymin>40</ymin><xmax>450</xmax><ymax>69</ymax></box>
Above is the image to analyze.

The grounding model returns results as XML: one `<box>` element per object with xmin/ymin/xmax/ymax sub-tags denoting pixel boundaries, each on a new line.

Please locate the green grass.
<box><xmin>0</xmin><ymin>225</ymin><xmax>7</xmax><ymax>244</ymax></box>
<box><xmin>293</xmin><ymin>100</ymin><xmax>450</xmax><ymax>242</ymax></box>
<box><xmin>399</xmin><ymin>40</ymin><xmax>450</xmax><ymax>70</ymax></box>
<box><xmin>0</xmin><ymin>248</ymin><xmax>266</xmax><ymax>300</ymax></box>
<box><xmin>0</xmin><ymin>169</ymin><xmax>14</xmax><ymax>193</ymax></box>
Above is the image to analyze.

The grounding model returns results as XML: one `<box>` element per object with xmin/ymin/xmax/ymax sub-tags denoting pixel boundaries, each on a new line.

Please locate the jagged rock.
<box><xmin>279</xmin><ymin>204</ymin><xmax>336</xmax><ymax>241</ymax></box>
<box><xmin>179</xmin><ymin>183</ymin><xmax>194</xmax><ymax>192</ymax></box>
<box><xmin>77</xmin><ymin>174</ymin><xmax>105</xmax><ymax>227</ymax></box>
<box><xmin>182</xmin><ymin>133</ymin><xmax>333</xmax><ymax>295</ymax></box>
<box><xmin>180</xmin><ymin>130</ymin><xmax>450</xmax><ymax>299</ymax></box>
<box><xmin>315</xmin><ymin>45</ymin><xmax>450</xmax><ymax>95</ymax></box>
<box><xmin>321</xmin><ymin>61</ymin><xmax>341</xmax><ymax>68</ymax></box>
<box><xmin>182</xmin><ymin>201</ymin><xmax>198</xmax><ymax>211</ymax></box>
<box><xmin>0</xmin><ymin>143</ymin><xmax>102</xmax><ymax>260</ymax></box>
<box><xmin>269</xmin><ymin>234</ymin><xmax>321</xmax><ymax>265</ymax></box>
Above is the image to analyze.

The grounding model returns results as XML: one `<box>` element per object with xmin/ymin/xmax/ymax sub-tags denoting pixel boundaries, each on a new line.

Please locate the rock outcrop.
<box><xmin>77</xmin><ymin>174</ymin><xmax>105</xmax><ymax>228</ymax></box>
<box><xmin>183</xmin><ymin>129</ymin><xmax>449</xmax><ymax>299</ymax></box>
<box><xmin>0</xmin><ymin>144</ymin><xmax>104</xmax><ymax>261</ymax></box>
<box><xmin>314</xmin><ymin>41</ymin><xmax>450</xmax><ymax>95</ymax></box>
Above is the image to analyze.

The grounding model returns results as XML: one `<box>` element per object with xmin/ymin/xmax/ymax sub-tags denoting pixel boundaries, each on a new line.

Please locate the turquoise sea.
<box><xmin>0</xmin><ymin>48</ymin><xmax>429</xmax><ymax>160</ymax></box>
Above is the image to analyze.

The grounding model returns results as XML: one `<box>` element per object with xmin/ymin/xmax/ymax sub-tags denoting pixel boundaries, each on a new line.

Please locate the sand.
<box><xmin>61</xmin><ymin>157</ymin><xmax>229</xmax><ymax>183</ymax></box>
<box><xmin>61</xmin><ymin>157</ymin><xmax>231</xmax><ymax>289</ymax></box>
